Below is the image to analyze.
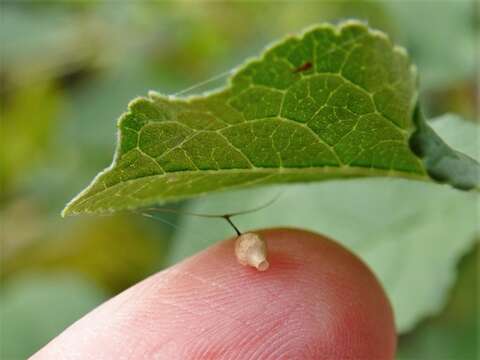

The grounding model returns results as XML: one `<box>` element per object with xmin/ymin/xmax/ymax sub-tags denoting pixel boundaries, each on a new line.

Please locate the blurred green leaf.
<box><xmin>168</xmin><ymin>115</ymin><xmax>479</xmax><ymax>333</ymax></box>
<box><xmin>0</xmin><ymin>83</ymin><xmax>62</xmax><ymax>191</ymax></box>
<box><xmin>385</xmin><ymin>0</ymin><xmax>477</xmax><ymax>90</ymax></box>
<box><xmin>397</xmin><ymin>245</ymin><xmax>479</xmax><ymax>359</ymax></box>
<box><xmin>2</xmin><ymin>214</ymin><xmax>167</xmax><ymax>294</ymax></box>
<box><xmin>62</xmin><ymin>21</ymin><xmax>478</xmax><ymax>216</ymax></box>
<box><xmin>0</xmin><ymin>6</ymin><xmax>101</xmax><ymax>88</ymax></box>
<box><xmin>0</xmin><ymin>273</ymin><xmax>107</xmax><ymax>359</ymax></box>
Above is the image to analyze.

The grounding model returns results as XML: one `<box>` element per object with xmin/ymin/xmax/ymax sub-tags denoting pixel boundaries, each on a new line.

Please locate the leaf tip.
<box><xmin>61</xmin><ymin>192</ymin><xmax>84</xmax><ymax>217</ymax></box>
<box><xmin>61</xmin><ymin>203</ymin><xmax>73</xmax><ymax>218</ymax></box>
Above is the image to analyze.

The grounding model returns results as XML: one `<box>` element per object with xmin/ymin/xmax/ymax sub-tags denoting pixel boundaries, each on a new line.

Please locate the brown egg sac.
<box><xmin>234</xmin><ymin>232</ymin><xmax>269</xmax><ymax>271</ymax></box>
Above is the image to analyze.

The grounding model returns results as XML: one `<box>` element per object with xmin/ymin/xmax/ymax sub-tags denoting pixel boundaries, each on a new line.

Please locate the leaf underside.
<box><xmin>63</xmin><ymin>21</ymin><xmax>478</xmax><ymax>216</ymax></box>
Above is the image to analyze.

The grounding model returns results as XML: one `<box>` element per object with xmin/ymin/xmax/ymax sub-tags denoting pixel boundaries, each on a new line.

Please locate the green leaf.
<box><xmin>168</xmin><ymin>115</ymin><xmax>479</xmax><ymax>333</ymax></box>
<box><xmin>62</xmin><ymin>21</ymin><xmax>478</xmax><ymax>216</ymax></box>
<box><xmin>409</xmin><ymin>106</ymin><xmax>480</xmax><ymax>190</ymax></box>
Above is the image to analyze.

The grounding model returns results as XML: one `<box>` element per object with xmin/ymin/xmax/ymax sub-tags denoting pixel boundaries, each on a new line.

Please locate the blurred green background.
<box><xmin>0</xmin><ymin>1</ymin><xmax>478</xmax><ymax>359</ymax></box>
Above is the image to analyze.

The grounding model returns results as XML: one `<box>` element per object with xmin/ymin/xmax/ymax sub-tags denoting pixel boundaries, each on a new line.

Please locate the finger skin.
<box><xmin>32</xmin><ymin>228</ymin><xmax>396</xmax><ymax>360</ymax></box>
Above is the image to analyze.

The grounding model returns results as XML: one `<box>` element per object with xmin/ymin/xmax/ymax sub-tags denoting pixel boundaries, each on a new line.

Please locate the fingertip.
<box><xmin>33</xmin><ymin>228</ymin><xmax>396</xmax><ymax>360</ymax></box>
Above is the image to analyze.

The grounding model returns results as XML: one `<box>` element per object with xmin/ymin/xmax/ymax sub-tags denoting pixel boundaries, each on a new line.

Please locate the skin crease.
<box><xmin>31</xmin><ymin>228</ymin><xmax>396</xmax><ymax>360</ymax></box>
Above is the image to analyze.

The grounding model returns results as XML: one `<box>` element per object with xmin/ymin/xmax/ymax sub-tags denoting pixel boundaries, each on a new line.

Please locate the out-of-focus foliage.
<box><xmin>384</xmin><ymin>1</ymin><xmax>476</xmax><ymax>91</ymax></box>
<box><xmin>397</xmin><ymin>245</ymin><xmax>479</xmax><ymax>359</ymax></box>
<box><xmin>0</xmin><ymin>273</ymin><xmax>107</xmax><ymax>360</ymax></box>
<box><xmin>0</xmin><ymin>83</ymin><xmax>62</xmax><ymax>192</ymax></box>
<box><xmin>0</xmin><ymin>1</ymin><xmax>477</xmax><ymax>358</ymax></box>
<box><xmin>2</xmin><ymin>212</ymin><xmax>166</xmax><ymax>294</ymax></box>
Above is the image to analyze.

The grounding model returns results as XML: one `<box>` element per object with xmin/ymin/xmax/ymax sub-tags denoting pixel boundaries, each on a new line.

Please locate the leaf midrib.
<box><xmin>67</xmin><ymin>165</ymin><xmax>429</xmax><ymax>214</ymax></box>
